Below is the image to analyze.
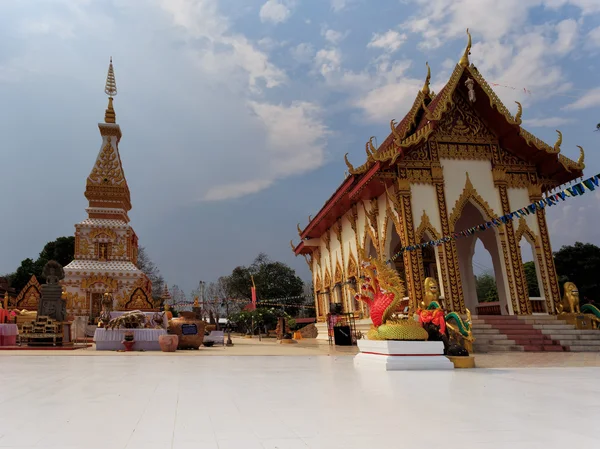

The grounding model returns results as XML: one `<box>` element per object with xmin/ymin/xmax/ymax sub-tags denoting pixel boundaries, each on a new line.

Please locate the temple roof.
<box><xmin>75</xmin><ymin>218</ymin><xmax>131</xmax><ymax>229</ymax></box>
<box><xmin>294</xmin><ymin>30</ymin><xmax>585</xmax><ymax>253</ymax></box>
<box><xmin>64</xmin><ymin>260</ymin><xmax>143</xmax><ymax>273</ymax></box>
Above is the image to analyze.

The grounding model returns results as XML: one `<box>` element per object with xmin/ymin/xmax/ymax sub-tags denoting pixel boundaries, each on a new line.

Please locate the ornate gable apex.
<box><xmin>431</xmin><ymin>89</ymin><xmax>497</xmax><ymax>144</ymax></box>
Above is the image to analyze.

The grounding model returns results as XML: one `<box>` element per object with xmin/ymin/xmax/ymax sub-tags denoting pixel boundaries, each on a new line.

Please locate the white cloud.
<box><xmin>203</xmin><ymin>179</ymin><xmax>274</xmax><ymax>201</ymax></box>
<box><xmin>588</xmin><ymin>25</ymin><xmax>600</xmax><ymax>48</ymax></box>
<box><xmin>259</xmin><ymin>0</ymin><xmax>293</xmax><ymax>24</ymax></box>
<box><xmin>204</xmin><ymin>101</ymin><xmax>329</xmax><ymax>201</ymax></box>
<box><xmin>523</xmin><ymin>117</ymin><xmax>576</xmax><ymax>127</ymax></box>
<box><xmin>355</xmin><ymin>79</ymin><xmax>422</xmax><ymax>123</ymax></box>
<box><xmin>367</xmin><ymin>30</ymin><xmax>407</xmax><ymax>53</ymax></box>
<box><xmin>554</xmin><ymin>19</ymin><xmax>578</xmax><ymax>55</ymax></box>
<box><xmin>563</xmin><ymin>87</ymin><xmax>600</xmax><ymax>110</ymax></box>
<box><xmin>323</xmin><ymin>29</ymin><xmax>349</xmax><ymax>44</ymax></box>
<box><xmin>331</xmin><ymin>0</ymin><xmax>349</xmax><ymax>12</ymax></box>
<box><xmin>314</xmin><ymin>48</ymin><xmax>342</xmax><ymax>77</ymax></box>
<box><xmin>291</xmin><ymin>42</ymin><xmax>315</xmax><ymax>64</ymax></box>
<box><xmin>159</xmin><ymin>0</ymin><xmax>286</xmax><ymax>92</ymax></box>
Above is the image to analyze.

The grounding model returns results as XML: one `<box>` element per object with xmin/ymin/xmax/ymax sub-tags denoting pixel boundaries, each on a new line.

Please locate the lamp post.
<box><xmin>222</xmin><ymin>298</ymin><xmax>234</xmax><ymax>346</ymax></box>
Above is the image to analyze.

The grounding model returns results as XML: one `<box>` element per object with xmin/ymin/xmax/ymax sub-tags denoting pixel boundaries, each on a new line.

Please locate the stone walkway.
<box><xmin>1</xmin><ymin>338</ymin><xmax>600</xmax><ymax>367</ymax></box>
<box><xmin>0</xmin><ymin>354</ymin><xmax>599</xmax><ymax>448</ymax></box>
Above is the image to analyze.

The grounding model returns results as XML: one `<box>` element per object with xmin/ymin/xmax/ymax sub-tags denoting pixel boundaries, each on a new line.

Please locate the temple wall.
<box><xmin>440</xmin><ymin>159</ymin><xmax>502</xmax><ymax>219</ymax></box>
<box><xmin>410</xmin><ymin>184</ymin><xmax>442</xmax><ymax>235</ymax></box>
<box><xmin>507</xmin><ymin>187</ymin><xmax>540</xmax><ymax>238</ymax></box>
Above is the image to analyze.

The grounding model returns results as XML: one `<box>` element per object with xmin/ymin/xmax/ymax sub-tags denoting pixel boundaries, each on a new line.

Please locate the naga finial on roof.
<box><xmin>459</xmin><ymin>28</ymin><xmax>472</xmax><ymax>68</ymax></box>
<box><xmin>422</xmin><ymin>62</ymin><xmax>431</xmax><ymax>95</ymax></box>
<box><xmin>553</xmin><ymin>130</ymin><xmax>562</xmax><ymax>154</ymax></box>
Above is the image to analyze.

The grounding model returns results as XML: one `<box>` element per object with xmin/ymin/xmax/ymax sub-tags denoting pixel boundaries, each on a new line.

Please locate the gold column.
<box><xmin>395</xmin><ymin>179</ymin><xmax>424</xmax><ymax>309</ymax></box>
<box><xmin>433</xmin><ymin>173</ymin><xmax>465</xmax><ymax>313</ymax></box>
<box><xmin>494</xmin><ymin>170</ymin><xmax>531</xmax><ymax>314</ymax></box>
<box><xmin>529</xmin><ymin>185</ymin><xmax>560</xmax><ymax>313</ymax></box>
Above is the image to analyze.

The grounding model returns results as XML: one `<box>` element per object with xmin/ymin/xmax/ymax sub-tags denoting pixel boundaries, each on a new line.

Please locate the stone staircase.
<box><xmin>472</xmin><ymin>315</ymin><xmax>600</xmax><ymax>353</ymax></box>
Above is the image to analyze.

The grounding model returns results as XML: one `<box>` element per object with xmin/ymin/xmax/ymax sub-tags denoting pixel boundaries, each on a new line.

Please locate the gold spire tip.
<box><xmin>104</xmin><ymin>57</ymin><xmax>117</xmax><ymax>124</ymax></box>
<box><xmin>422</xmin><ymin>62</ymin><xmax>431</xmax><ymax>95</ymax></box>
<box><xmin>459</xmin><ymin>28</ymin><xmax>472</xmax><ymax>68</ymax></box>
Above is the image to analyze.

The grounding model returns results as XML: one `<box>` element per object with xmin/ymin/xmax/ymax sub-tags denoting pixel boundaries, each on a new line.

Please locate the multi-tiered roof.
<box><xmin>294</xmin><ymin>30</ymin><xmax>584</xmax><ymax>253</ymax></box>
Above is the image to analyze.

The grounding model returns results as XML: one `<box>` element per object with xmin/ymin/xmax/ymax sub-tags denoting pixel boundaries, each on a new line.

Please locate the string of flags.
<box><xmin>172</xmin><ymin>294</ymin><xmax>316</xmax><ymax>309</ymax></box>
<box><xmin>388</xmin><ymin>172</ymin><xmax>600</xmax><ymax>264</ymax></box>
<box><xmin>489</xmin><ymin>81</ymin><xmax>585</xmax><ymax>99</ymax></box>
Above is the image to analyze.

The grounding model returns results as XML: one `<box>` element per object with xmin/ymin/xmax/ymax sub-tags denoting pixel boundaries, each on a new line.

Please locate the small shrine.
<box><xmin>62</xmin><ymin>58</ymin><xmax>154</xmax><ymax>323</ymax></box>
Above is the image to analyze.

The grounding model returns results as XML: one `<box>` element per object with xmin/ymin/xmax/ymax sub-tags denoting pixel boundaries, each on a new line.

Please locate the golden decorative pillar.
<box><xmin>432</xmin><ymin>168</ymin><xmax>465</xmax><ymax>313</ymax></box>
<box><xmin>529</xmin><ymin>185</ymin><xmax>560</xmax><ymax>313</ymax></box>
<box><xmin>494</xmin><ymin>169</ymin><xmax>531</xmax><ymax>314</ymax></box>
<box><xmin>394</xmin><ymin>179</ymin><xmax>424</xmax><ymax>309</ymax></box>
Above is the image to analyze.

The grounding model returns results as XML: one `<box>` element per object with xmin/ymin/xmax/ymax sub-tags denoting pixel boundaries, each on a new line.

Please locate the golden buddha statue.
<box><xmin>193</xmin><ymin>296</ymin><xmax>199</xmax><ymax>307</ymax></box>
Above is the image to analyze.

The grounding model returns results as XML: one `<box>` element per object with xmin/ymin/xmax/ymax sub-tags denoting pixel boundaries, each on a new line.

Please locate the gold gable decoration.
<box><xmin>324</xmin><ymin>268</ymin><xmax>331</xmax><ymax>289</ymax></box>
<box><xmin>15</xmin><ymin>275</ymin><xmax>42</xmax><ymax>310</ymax></box>
<box><xmin>347</xmin><ymin>251</ymin><xmax>358</xmax><ymax>278</ymax></box>
<box><xmin>81</xmin><ymin>275</ymin><xmax>119</xmax><ymax>291</ymax></box>
<box><xmin>89</xmin><ymin>228</ymin><xmax>117</xmax><ymax>241</ymax></box>
<box><xmin>334</xmin><ymin>260</ymin><xmax>343</xmax><ymax>284</ymax></box>
<box><xmin>315</xmin><ymin>273</ymin><xmax>323</xmax><ymax>292</ymax></box>
<box><xmin>87</xmin><ymin>140</ymin><xmax>126</xmax><ymax>186</ymax></box>
<box><xmin>449</xmin><ymin>173</ymin><xmax>497</xmax><ymax>230</ymax></box>
<box><xmin>433</xmin><ymin>91</ymin><xmax>495</xmax><ymax>143</ymax></box>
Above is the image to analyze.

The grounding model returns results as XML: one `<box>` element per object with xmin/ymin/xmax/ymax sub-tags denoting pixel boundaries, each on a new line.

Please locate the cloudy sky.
<box><xmin>0</xmin><ymin>0</ymin><xmax>599</xmax><ymax>293</ymax></box>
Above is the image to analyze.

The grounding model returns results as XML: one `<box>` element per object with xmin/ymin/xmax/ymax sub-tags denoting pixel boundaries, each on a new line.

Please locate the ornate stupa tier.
<box><xmin>84</xmin><ymin>58</ymin><xmax>131</xmax><ymax>222</ymax></box>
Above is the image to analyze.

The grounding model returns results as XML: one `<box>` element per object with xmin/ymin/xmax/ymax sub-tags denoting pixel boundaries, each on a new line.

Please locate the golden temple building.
<box><xmin>292</xmin><ymin>31</ymin><xmax>585</xmax><ymax>322</ymax></box>
<box><xmin>62</xmin><ymin>59</ymin><xmax>154</xmax><ymax>319</ymax></box>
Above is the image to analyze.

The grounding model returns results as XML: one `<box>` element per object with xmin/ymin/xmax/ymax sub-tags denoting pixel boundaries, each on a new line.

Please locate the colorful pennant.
<box><xmin>387</xmin><ymin>173</ymin><xmax>600</xmax><ymax>264</ymax></box>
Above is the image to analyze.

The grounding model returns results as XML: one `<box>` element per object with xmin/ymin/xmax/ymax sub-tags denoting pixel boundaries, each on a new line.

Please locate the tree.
<box><xmin>222</xmin><ymin>253</ymin><xmax>305</xmax><ymax>315</ymax></box>
<box><xmin>523</xmin><ymin>261</ymin><xmax>540</xmax><ymax>297</ymax></box>
<box><xmin>6</xmin><ymin>236</ymin><xmax>75</xmax><ymax>293</ymax></box>
<box><xmin>554</xmin><ymin>242</ymin><xmax>600</xmax><ymax>301</ymax></box>
<box><xmin>475</xmin><ymin>272</ymin><xmax>499</xmax><ymax>303</ymax></box>
<box><xmin>202</xmin><ymin>277</ymin><xmax>237</xmax><ymax>324</ymax></box>
<box><xmin>38</xmin><ymin>236</ymin><xmax>75</xmax><ymax>269</ymax></box>
<box><xmin>136</xmin><ymin>246</ymin><xmax>164</xmax><ymax>300</ymax></box>
<box><xmin>170</xmin><ymin>284</ymin><xmax>187</xmax><ymax>307</ymax></box>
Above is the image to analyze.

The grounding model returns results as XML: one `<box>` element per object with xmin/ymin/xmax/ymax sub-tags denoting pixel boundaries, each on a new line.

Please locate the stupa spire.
<box><xmin>104</xmin><ymin>57</ymin><xmax>117</xmax><ymax>124</ymax></box>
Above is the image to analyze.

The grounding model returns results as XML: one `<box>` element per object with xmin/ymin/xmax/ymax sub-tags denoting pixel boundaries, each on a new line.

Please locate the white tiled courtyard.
<box><xmin>0</xmin><ymin>354</ymin><xmax>599</xmax><ymax>449</ymax></box>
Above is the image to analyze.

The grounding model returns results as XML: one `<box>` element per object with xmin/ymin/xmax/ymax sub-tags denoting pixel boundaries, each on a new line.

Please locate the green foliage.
<box><xmin>229</xmin><ymin>307</ymin><xmax>295</xmax><ymax>334</ymax></box>
<box><xmin>523</xmin><ymin>261</ymin><xmax>540</xmax><ymax>297</ymax></box>
<box><xmin>475</xmin><ymin>272</ymin><xmax>499</xmax><ymax>303</ymax></box>
<box><xmin>554</xmin><ymin>242</ymin><xmax>600</xmax><ymax>301</ymax></box>
<box><xmin>223</xmin><ymin>253</ymin><xmax>304</xmax><ymax>314</ymax></box>
<box><xmin>6</xmin><ymin>236</ymin><xmax>75</xmax><ymax>292</ymax></box>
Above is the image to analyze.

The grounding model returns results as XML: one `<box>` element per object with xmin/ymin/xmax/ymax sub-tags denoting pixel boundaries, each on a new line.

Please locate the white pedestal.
<box><xmin>354</xmin><ymin>340</ymin><xmax>454</xmax><ymax>371</ymax></box>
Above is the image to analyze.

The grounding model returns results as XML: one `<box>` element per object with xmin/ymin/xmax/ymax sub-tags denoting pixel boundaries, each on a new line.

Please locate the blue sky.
<box><xmin>0</xmin><ymin>0</ymin><xmax>599</xmax><ymax>293</ymax></box>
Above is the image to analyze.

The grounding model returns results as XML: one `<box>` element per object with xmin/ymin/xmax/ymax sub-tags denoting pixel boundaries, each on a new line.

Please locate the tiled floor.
<box><xmin>0</xmin><ymin>355</ymin><xmax>599</xmax><ymax>449</ymax></box>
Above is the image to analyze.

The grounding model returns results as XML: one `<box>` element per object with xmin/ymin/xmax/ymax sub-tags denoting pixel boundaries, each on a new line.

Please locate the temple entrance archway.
<box><xmin>454</xmin><ymin>201</ymin><xmax>509</xmax><ymax>314</ymax></box>
<box><xmin>385</xmin><ymin>223</ymin><xmax>407</xmax><ymax>285</ymax></box>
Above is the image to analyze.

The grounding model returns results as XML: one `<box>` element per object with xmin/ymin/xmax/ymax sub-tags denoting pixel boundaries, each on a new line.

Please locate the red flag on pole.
<box><xmin>251</xmin><ymin>276</ymin><xmax>257</xmax><ymax>310</ymax></box>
